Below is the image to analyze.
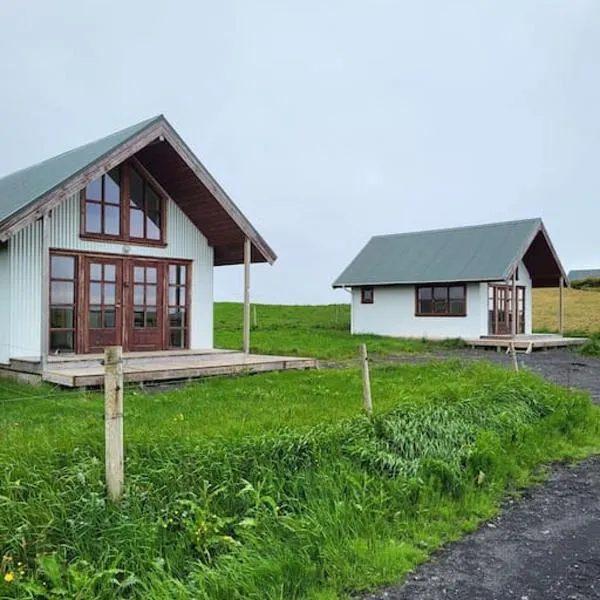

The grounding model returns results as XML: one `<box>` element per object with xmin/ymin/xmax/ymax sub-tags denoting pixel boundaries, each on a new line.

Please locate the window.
<box><xmin>361</xmin><ymin>287</ymin><xmax>374</xmax><ymax>304</ymax></box>
<box><xmin>168</xmin><ymin>264</ymin><xmax>188</xmax><ymax>348</ymax></box>
<box><xmin>88</xmin><ymin>262</ymin><xmax>117</xmax><ymax>329</ymax></box>
<box><xmin>81</xmin><ymin>161</ymin><xmax>165</xmax><ymax>245</ymax></box>
<box><xmin>133</xmin><ymin>266</ymin><xmax>159</xmax><ymax>329</ymax></box>
<box><xmin>416</xmin><ymin>285</ymin><xmax>466</xmax><ymax>316</ymax></box>
<box><xmin>50</xmin><ymin>254</ymin><xmax>77</xmax><ymax>352</ymax></box>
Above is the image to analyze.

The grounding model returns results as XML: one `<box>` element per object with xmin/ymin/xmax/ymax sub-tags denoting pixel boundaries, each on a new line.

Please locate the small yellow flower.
<box><xmin>4</xmin><ymin>572</ymin><xmax>14</xmax><ymax>583</ymax></box>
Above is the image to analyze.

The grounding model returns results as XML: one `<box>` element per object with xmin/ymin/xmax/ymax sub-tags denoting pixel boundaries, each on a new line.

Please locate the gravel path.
<box><xmin>362</xmin><ymin>348</ymin><xmax>600</xmax><ymax>600</ymax></box>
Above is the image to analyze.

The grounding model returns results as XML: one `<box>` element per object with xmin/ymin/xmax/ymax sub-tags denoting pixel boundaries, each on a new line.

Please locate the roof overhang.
<box><xmin>0</xmin><ymin>117</ymin><xmax>276</xmax><ymax>266</ymax></box>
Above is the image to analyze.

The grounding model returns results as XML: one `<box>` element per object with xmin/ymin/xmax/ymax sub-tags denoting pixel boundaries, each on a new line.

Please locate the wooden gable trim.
<box><xmin>159</xmin><ymin>121</ymin><xmax>277</xmax><ymax>265</ymax></box>
<box><xmin>0</xmin><ymin>121</ymin><xmax>164</xmax><ymax>242</ymax></box>
<box><xmin>503</xmin><ymin>221</ymin><xmax>568</xmax><ymax>286</ymax></box>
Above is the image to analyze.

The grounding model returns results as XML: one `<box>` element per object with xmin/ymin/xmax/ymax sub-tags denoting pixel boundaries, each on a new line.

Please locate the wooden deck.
<box><xmin>464</xmin><ymin>334</ymin><xmax>586</xmax><ymax>351</ymax></box>
<box><xmin>2</xmin><ymin>349</ymin><xmax>317</xmax><ymax>388</ymax></box>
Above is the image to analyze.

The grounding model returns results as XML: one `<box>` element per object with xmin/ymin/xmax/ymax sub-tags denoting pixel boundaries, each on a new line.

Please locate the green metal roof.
<box><xmin>568</xmin><ymin>269</ymin><xmax>600</xmax><ymax>281</ymax></box>
<box><xmin>332</xmin><ymin>218</ymin><xmax>543</xmax><ymax>287</ymax></box>
<box><xmin>0</xmin><ymin>115</ymin><xmax>161</xmax><ymax>226</ymax></box>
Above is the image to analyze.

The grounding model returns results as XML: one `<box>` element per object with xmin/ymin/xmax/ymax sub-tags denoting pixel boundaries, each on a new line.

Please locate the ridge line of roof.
<box><xmin>369</xmin><ymin>217</ymin><xmax>542</xmax><ymax>241</ymax></box>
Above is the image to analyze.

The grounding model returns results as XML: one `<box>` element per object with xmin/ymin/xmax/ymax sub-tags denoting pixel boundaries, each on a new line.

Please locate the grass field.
<box><xmin>214</xmin><ymin>302</ymin><xmax>464</xmax><ymax>359</ymax></box>
<box><xmin>2</xmin><ymin>305</ymin><xmax>600</xmax><ymax>598</ymax></box>
<box><xmin>533</xmin><ymin>287</ymin><xmax>600</xmax><ymax>335</ymax></box>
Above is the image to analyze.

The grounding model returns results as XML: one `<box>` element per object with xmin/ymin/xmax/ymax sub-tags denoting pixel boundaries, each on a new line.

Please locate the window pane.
<box><xmin>169</xmin><ymin>329</ymin><xmax>183</xmax><ymax>349</ymax></box>
<box><xmin>178</xmin><ymin>287</ymin><xmax>186</xmax><ymax>306</ymax></box>
<box><xmin>105</xmin><ymin>169</ymin><xmax>121</xmax><ymax>205</ymax></box>
<box><xmin>85</xmin><ymin>202</ymin><xmax>101</xmax><ymax>233</ymax></box>
<box><xmin>104</xmin><ymin>265</ymin><xmax>116</xmax><ymax>282</ymax></box>
<box><xmin>50</xmin><ymin>331</ymin><xmax>74</xmax><ymax>352</ymax></box>
<box><xmin>169</xmin><ymin>265</ymin><xmax>177</xmax><ymax>285</ymax></box>
<box><xmin>104</xmin><ymin>205</ymin><xmax>120</xmax><ymax>235</ymax></box>
<box><xmin>130</xmin><ymin>167</ymin><xmax>144</xmax><ymax>209</ymax></box>
<box><xmin>178</xmin><ymin>266</ymin><xmax>186</xmax><ymax>284</ymax></box>
<box><xmin>146</xmin><ymin>187</ymin><xmax>160</xmax><ymax>213</ymax></box>
<box><xmin>134</xmin><ymin>267</ymin><xmax>145</xmax><ymax>282</ymax></box>
<box><xmin>419</xmin><ymin>299</ymin><xmax>432</xmax><ymax>314</ymax></box>
<box><xmin>104</xmin><ymin>309</ymin><xmax>116</xmax><ymax>328</ymax></box>
<box><xmin>130</xmin><ymin>209</ymin><xmax>144</xmax><ymax>238</ymax></box>
<box><xmin>146</xmin><ymin>310</ymin><xmax>157</xmax><ymax>327</ymax></box>
<box><xmin>449</xmin><ymin>286</ymin><xmax>465</xmax><ymax>300</ymax></box>
<box><xmin>51</xmin><ymin>255</ymin><xmax>74</xmax><ymax>279</ymax></box>
<box><xmin>51</xmin><ymin>281</ymin><xmax>74</xmax><ymax>304</ymax></box>
<box><xmin>146</xmin><ymin>217</ymin><xmax>160</xmax><ymax>240</ymax></box>
<box><xmin>104</xmin><ymin>283</ymin><xmax>116</xmax><ymax>305</ymax></box>
<box><xmin>146</xmin><ymin>267</ymin><xmax>157</xmax><ymax>283</ymax></box>
<box><xmin>169</xmin><ymin>308</ymin><xmax>185</xmax><ymax>328</ymax></box>
<box><xmin>449</xmin><ymin>300</ymin><xmax>465</xmax><ymax>315</ymax></box>
<box><xmin>50</xmin><ymin>307</ymin><xmax>73</xmax><ymax>328</ymax></box>
<box><xmin>89</xmin><ymin>307</ymin><xmax>102</xmax><ymax>328</ymax></box>
<box><xmin>146</xmin><ymin>285</ymin><xmax>157</xmax><ymax>306</ymax></box>
<box><xmin>433</xmin><ymin>300</ymin><xmax>447</xmax><ymax>313</ymax></box>
<box><xmin>134</xmin><ymin>309</ymin><xmax>145</xmax><ymax>328</ymax></box>
<box><xmin>90</xmin><ymin>263</ymin><xmax>102</xmax><ymax>281</ymax></box>
<box><xmin>134</xmin><ymin>285</ymin><xmax>144</xmax><ymax>305</ymax></box>
<box><xmin>90</xmin><ymin>282</ymin><xmax>102</xmax><ymax>305</ymax></box>
<box><xmin>86</xmin><ymin>178</ymin><xmax>102</xmax><ymax>201</ymax></box>
<box><xmin>418</xmin><ymin>287</ymin><xmax>432</xmax><ymax>300</ymax></box>
<box><xmin>433</xmin><ymin>287</ymin><xmax>448</xmax><ymax>300</ymax></box>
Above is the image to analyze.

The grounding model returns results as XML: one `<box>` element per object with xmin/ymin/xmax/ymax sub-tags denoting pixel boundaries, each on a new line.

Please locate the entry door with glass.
<box><xmin>127</xmin><ymin>261</ymin><xmax>164</xmax><ymax>351</ymax></box>
<box><xmin>488</xmin><ymin>285</ymin><xmax>525</xmax><ymax>336</ymax></box>
<box><xmin>84</xmin><ymin>257</ymin><xmax>123</xmax><ymax>353</ymax></box>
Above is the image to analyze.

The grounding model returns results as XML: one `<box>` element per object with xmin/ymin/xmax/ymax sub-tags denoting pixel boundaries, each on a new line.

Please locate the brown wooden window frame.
<box><xmin>361</xmin><ymin>286</ymin><xmax>374</xmax><ymax>304</ymax></box>
<box><xmin>167</xmin><ymin>263</ymin><xmax>191</xmax><ymax>349</ymax></box>
<box><xmin>415</xmin><ymin>284</ymin><xmax>467</xmax><ymax>317</ymax></box>
<box><xmin>49</xmin><ymin>253</ymin><xmax>78</xmax><ymax>353</ymax></box>
<box><xmin>80</xmin><ymin>160</ymin><xmax>167</xmax><ymax>247</ymax></box>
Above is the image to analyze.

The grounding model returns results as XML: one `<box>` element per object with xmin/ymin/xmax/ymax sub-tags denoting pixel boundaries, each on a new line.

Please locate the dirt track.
<box><xmin>363</xmin><ymin>349</ymin><xmax>600</xmax><ymax>600</ymax></box>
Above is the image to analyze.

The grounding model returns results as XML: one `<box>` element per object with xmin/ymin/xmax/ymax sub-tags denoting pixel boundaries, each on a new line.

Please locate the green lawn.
<box><xmin>2</xmin><ymin>358</ymin><xmax>599</xmax><ymax>599</ymax></box>
<box><xmin>214</xmin><ymin>302</ymin><xmax>464</xmax><ymax>359</ymax></box>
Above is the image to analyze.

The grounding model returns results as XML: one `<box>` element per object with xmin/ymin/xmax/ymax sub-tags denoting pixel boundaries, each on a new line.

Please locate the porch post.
<box><xmin>40</xmin><ymin>211</ymin><xmax>50</xmax><ymax>371</ymax></box>
<box><xmin>559</xmin><ymin>276</ymin><xmax>564</xmax><ymax>335</ymax></box>
<box><xmin>243</xmin><ymin>237</ymin><xmax>251</xmax><ymax>354</ymax></box>
<box><xmin>511</xmin><ymin>269</ymin><xmax>517</xmax><ymax>337</ymax></box>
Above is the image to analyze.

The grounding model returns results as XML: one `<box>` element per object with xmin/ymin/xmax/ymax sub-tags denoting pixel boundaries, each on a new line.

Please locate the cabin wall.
<box><xmin>6</xmin><ymin>194</ymin><xmax>214</xmax><ymax>359</ymax></box>
<box><xmin>350</xmin><ymin>282</ymin><xmax>484</xmax><ymax>339</ymax></box>
<box><xmin>0</xmin><ymin>242</ymin><xmax>10</xmax><ymax>363</ymax></box>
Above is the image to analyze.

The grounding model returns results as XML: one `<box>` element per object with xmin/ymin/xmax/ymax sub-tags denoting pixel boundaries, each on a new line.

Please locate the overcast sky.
<box><xmin>1</xmin><ymin>1</ymin><xmax>598</xmax><ymax>304</ymax></box>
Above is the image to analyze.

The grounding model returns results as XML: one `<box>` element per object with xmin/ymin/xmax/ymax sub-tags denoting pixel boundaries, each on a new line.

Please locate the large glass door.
<box><xmin>84</xmin><ymin>257</ymin><xmax>123</xmax><ymax>353</ymax></box>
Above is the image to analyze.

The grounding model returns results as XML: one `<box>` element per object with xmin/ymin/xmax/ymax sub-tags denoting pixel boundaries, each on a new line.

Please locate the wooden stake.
<box><xmin>559</xmin><ymin>276</ymin><xmax>564</xmax><ymax>336</ymax></box>
<box><xmin>509</xmin><ymin>342</ymin><xmax>519</xmax><ymax>372</ymax></box>
<box><xmin>104</xmin><ymin>346</ymin><xmax>124</xmax><ymax>502</ymax></box>
<box><xmin>243</xmin><ymin>238</ymin><xmax>251</xmax><ymax>354</ymax></box>
<box><xmin>360</xmin><ymin>344</ymin><xmax>373</xmax><ymax>416</ymax></box>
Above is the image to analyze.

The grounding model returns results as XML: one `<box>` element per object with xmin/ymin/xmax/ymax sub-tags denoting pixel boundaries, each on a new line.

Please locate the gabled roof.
<box><xmin>0</xmin><ymin>115</ymin><xmax>276</xmax><ymax>266</ymax></box>
<box><xmin>333</xmin><ymin>218</ymin><xmax>567</xmax><ymax>289</ymax></box>
<box><xmin>569</xmin><ymin>269</ymin><xmax>600</xmax><ymax>281</ymax></box>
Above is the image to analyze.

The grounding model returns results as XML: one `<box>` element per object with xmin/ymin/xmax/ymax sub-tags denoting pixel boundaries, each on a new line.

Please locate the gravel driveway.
<box><xmin>363</xmin><ymin>348</ymin><xmax>600</xmax><ymax>600</ymax></box>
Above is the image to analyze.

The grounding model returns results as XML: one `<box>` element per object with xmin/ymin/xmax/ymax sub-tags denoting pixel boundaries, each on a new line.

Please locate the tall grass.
<box><xmin>1</xmin><ymin>362</ymin><xmax>599</xmax><ymax>598</ymax></box>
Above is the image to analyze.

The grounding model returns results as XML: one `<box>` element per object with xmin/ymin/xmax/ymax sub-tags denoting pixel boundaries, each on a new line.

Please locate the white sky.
<box><xmin>1</xmin><ymin>0</ymin><xmax>598</xmax><ymax>304</ymax></box>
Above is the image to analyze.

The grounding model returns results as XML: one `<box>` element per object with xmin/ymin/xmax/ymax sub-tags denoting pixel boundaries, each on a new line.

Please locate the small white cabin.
<box><xmin>333</xmin><ymin>219</ymin><xmax>568</xmax><ymax>341</ymax></box>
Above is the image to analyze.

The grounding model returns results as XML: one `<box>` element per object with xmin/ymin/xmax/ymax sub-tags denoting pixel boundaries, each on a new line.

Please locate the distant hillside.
<box><xmin>533</xmin><ymin>288</ymin><xmax>600</xmax><ymax>335</ymax></box>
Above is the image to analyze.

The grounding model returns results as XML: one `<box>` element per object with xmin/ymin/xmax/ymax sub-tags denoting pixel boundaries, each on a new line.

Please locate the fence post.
<box><xmin>360</xmin><ymin>343</ymin><xmax>373</xmax><ymax>416</ymax></box>
<box><xmin>509</xmin><ymin>341</ymin><xmax>519</xmax><ymax>373</ymax></box>
<box><xmin>105</xmin><ymin>346</ymin><xmax>124</xmax><ymax>502</ymax></box>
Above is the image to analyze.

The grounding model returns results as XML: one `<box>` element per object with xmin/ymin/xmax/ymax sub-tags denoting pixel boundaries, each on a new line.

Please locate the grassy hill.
<box><xmin>533</xmin><ymin>288</ymin><xmax>600</xmax><ymax>335</ymax></box>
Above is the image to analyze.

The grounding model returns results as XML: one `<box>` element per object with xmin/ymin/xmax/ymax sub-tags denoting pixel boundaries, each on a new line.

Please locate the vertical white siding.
<box><xmin>0</xmin><ymin>242</ymin><xmax>10</xmax><ymax>363</ymax></box>
<box><xmin>8</xmin><ymin>220</ymin><xmax>43</xmax><ymax>358</ymax></box>
<box><xmin>351</xmin><ymin>282</ymin><xmax>484</xmax><ymax>339</ymax></box>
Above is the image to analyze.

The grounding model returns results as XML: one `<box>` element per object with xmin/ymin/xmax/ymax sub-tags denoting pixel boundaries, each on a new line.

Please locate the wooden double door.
<box><xmin>488</xmin><ymin>285</ymin><xmax>525</xmax><ymax>336</ymax></box>
<box><xmin>84</xmin><ymin>256</ymin><xmax>165</xmax><ymax>353</ymax></box>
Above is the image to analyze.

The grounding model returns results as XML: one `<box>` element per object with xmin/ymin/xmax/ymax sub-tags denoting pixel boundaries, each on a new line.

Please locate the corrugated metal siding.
<box><xmin>9</xmin><ymin>220</ymin><xmax>43</xmax><ymax>358</ymax></box>
<box><xmin>0</xmin><ymin>243</ymin><xmax>10</xmax><ymax>363</ymax></box>
<box><xmin>50</xmin><ymin>194</ymin><xmax>214</xmax><ymax>348</ymax></box>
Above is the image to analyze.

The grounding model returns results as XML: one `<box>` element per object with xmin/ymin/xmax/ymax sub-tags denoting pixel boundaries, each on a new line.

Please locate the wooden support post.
<box><xmin>360</xmin><ymin>343</ymin><xmax>373</xmax><ymax>416</ymax></box>
<box><xmin>511</xmin><ymin>270</ymin><xmax>517</xmax><ymax>337</ymax></box>
<box><xmin>559</xmin><ymin>276</ymin><xmax>564</xmax><ymax>336</ymax></box>
<box><xmin>243</xmin><ymin>238</ymin><xmax>251</xmax><ymax>354</ymax></box>
<box><xmin>40</xmin><ymin>212</ymin><xmax>50</xmax><ymax>372</ymax></box>
<box><xmin>104</xmin><ymin>346</ymin><xmax>124</xmax><ymax>502</ymax></box>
